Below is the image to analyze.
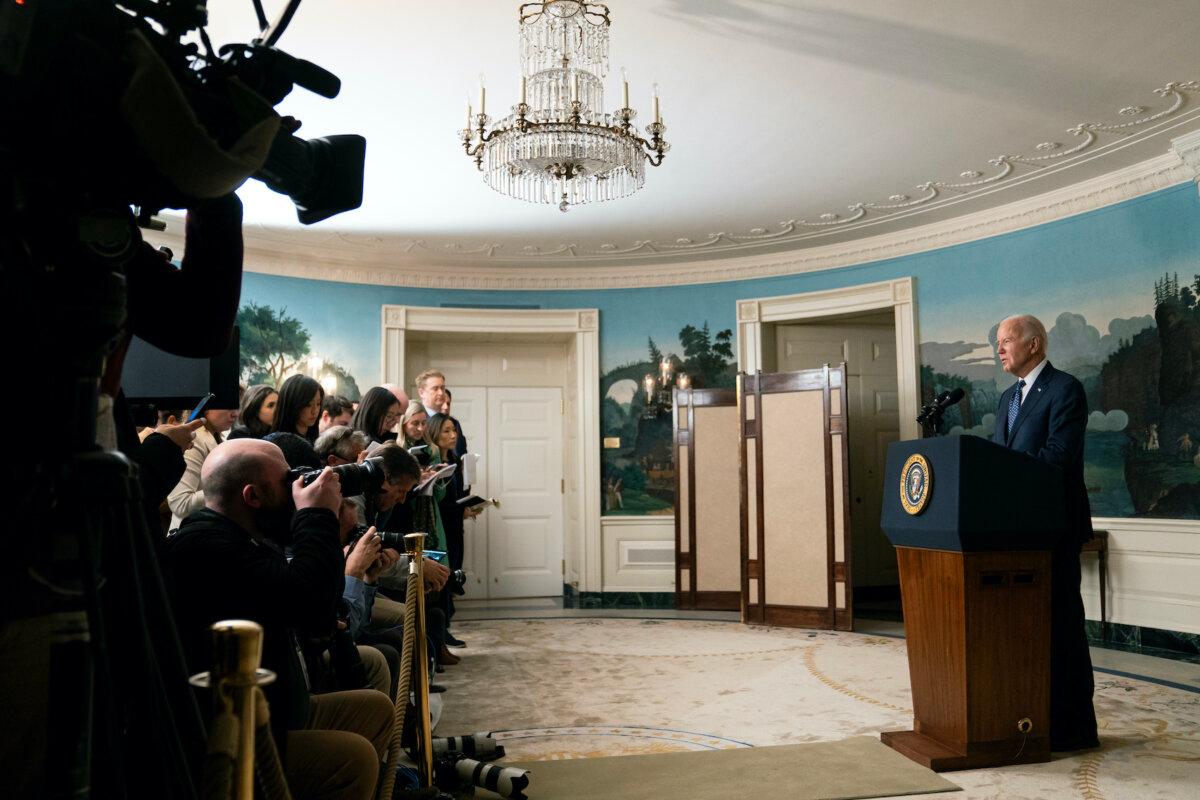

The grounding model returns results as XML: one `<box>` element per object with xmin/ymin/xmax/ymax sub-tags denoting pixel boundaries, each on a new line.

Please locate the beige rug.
<box><xmin>505</xmin><ymin>736</ymin><xmax>957</xmax><ymax>800</ymax></box>
<box><xmin>434</xmin><ymin>619</ymin><xmax>1200</xmax><ymax>800</ymax></box>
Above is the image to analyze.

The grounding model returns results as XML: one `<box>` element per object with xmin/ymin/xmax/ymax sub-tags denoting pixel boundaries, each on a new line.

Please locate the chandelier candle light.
<box><xmin>461</xmin><ymin>1</ymin><xmax>670</xmax><ymax>212</ymax></box>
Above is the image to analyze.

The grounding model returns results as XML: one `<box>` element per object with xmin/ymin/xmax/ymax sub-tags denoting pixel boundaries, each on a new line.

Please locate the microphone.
<box><xmin>938</xmin><ymin>387</ymin><xmax>965</xmax><ymax>409</ymax></box>
<box><xmin>916</xmin><ymin>388</ymin><xmax>965</xmax><ymax>424</ymax></box>
<box><xmin>916</xmin><ymin>390</ymin><xmax>951</xmax><ymax>423</ymax></box>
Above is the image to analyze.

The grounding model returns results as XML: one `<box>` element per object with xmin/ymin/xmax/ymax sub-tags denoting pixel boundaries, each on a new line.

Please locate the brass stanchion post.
<box><xmin>190</xmin><ymin>619</ymin><xmax>274</xmax><ymax>800</ymax></box>
<box><xmin>404</xmin><ymin>533</ymin><xmax>435</xmax><ymax>786</ymax></box>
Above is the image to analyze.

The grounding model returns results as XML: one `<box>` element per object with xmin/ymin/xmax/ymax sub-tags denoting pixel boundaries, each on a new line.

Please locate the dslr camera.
<box><xmin>287</xmin><ymin>456</ymin><xmax>386</xmax><ymax>497</ymax></box>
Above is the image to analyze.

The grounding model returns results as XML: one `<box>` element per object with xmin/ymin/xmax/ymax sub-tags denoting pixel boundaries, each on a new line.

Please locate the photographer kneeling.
<box><xmin>160</xmin><ymin>439</ymin><xmax>392</xmax><ymax>800</ymax></box>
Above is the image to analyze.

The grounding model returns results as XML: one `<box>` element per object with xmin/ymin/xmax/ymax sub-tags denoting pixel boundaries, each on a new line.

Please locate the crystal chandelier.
<box><xmin>461</xmin><ymin>1</ymin><xmax>670</xmax><ymax>212</ymax></box>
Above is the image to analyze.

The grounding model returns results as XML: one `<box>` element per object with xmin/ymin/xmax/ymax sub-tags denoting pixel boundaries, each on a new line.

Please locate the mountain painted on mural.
<box><xmin>921</xmin><ymin>273</ymin><xmax>1200</xmax><ymax>518</ymax></box>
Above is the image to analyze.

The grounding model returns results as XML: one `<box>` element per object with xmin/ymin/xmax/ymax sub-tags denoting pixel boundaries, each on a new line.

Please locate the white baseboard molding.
<box><xmin>1083</xmin><ymin>517</ymin><xmax>1200</xmax><ymax>635</ymax></box>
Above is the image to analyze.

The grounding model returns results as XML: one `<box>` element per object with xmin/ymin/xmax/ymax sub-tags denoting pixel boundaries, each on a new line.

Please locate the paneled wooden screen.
<box><xmin>674</xmin><ymin>388</ymin><xmax>740</xmax><ymax>611</ymax></box>
<box><xmin>739</xmin><ymin>365</ymin><xmax>853</xmax><ymax>630</ymax></box>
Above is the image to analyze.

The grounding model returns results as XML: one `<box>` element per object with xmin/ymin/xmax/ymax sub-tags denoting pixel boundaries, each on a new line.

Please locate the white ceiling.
<box><xmin>190</xmin><ymin>0</ymin><xmax>1200</xmax><ymax>268</ymax></box>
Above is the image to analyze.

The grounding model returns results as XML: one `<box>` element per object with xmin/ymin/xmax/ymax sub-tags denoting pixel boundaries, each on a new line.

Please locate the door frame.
<box><xmin>380</xmin><ymin>305</ymin><xmax>602</xmax><ymax>593</ymax></box>
<box><xmin>735</xmin><ymin>277</ymin><xmax>921</xmax><ymax>441</ymax></box>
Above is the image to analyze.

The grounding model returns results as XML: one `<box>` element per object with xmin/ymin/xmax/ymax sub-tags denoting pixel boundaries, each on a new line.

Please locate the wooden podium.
<box><xmin>879</xmin><ymin>436</ymin><xmax>1063</xmax><ymax>771</ymax></box>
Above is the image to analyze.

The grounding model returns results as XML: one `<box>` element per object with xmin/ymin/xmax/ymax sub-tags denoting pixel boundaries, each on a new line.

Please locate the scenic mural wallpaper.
<box><xmin>600</xmin><ymin>323</ymin><xmax>736</xmax><ymax>516</ymax></box>
<box><xmin>924</xmin><ymin>275</ymin><xmax>1196</xmax><ymax>518</ymax></box>
<box><xmin>234</xmin><ymin>183</ymin><xmax>1200</xmax><ymax>520</ymax></box>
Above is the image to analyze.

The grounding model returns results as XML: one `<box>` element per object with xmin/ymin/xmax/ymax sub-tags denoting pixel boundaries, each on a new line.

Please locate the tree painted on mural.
<box><xmin>600</xmin><ymin>320</ymin><xmax>738</xmax><ymax>515</ymax></box>
<box><xmin>237</xmin><ymin>303</ymin><xmax>311</xmax><ymax>387</ymax></box>
<box><xmin>677</xmin><ymin>323</ymin><xmax>735</xmax><ymax>388</ymax></box>
<box><xmin>235</xmin><ymin>303</ymin><xmax>361</xmax><ymax>398</ymax></box>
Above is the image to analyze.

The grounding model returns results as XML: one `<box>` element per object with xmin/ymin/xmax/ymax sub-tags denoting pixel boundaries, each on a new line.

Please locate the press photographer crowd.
<box><xmin>2</xmin><ymin>1</ymin><xmax>525</xmax><ymax>798</ymax></box>
<box><xmin>152</xmin><ymin>370</ymin><xmax>494</xmax><ymax>800</ymax></box>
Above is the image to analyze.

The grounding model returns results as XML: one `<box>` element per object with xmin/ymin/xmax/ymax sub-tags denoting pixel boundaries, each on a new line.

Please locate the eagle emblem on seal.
<box><xmin>900</xmin><ymin>453</ymin><xmax>932</xmax><ymax>515</ymax></box>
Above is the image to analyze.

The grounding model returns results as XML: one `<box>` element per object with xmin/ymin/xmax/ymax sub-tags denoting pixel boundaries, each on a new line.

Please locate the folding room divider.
<box><xmin>673</xmin><ymin>388</ymin><xmax>741</xmax><ymax>611</ymax></box>
<box><xmin>739</xmin><ymin>366</ymin><xmax>853</xmax><ymax>630</ymax></box>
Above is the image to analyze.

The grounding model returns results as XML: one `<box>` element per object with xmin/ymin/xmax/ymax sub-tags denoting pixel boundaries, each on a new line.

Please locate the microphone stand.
<box><xmin>921</xmin><ymin>408</ymin><xmax>948</xmax><ymax>438</ymax></box>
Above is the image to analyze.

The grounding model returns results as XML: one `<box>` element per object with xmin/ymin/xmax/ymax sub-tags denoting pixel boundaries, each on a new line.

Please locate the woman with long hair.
<box><xmin>427</xmin><ymin>412</ymin><xmax>466</xmax><ymax>566</ymax></box>
<box><xmin>428</xmin><ymin>412</ymin><xmax>472</xmax><ymax>647</ymax></box>
<box><xmin>351</xmin><ymin>386</ymin><xmax>403</xmax><ymax>445</ymax></box>
<box><xmin>227</xmin><ymin>384</ymin><xmax>277</xmax><ymax>439</ymax></box>
<box><xmin>273</xmin><ymin>374</ymin><xmax>324</xmax><ymax>444</ymax></box>
<box><xmin>398</xmin><ymin>400</ymin><xmax>429</xmax><ymax>451</ymax></box>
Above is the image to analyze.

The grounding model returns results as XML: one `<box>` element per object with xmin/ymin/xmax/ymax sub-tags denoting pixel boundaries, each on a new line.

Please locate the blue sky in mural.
<box><xmin>240</xmin><ymin>183</ymin><xmax>1200</xmax><ymax>390</ymax></box>
<box><xmin>914</xmin><ymin>188</ymin><xmax>1200</xmax><ymax>344</ymax></box>
<box><xmin>239</xmin><ymin>275</ymin><xmax>743</xmax><ymax>386</ymax></box>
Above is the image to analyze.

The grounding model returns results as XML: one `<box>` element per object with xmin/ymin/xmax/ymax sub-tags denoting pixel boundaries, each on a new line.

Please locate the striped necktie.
<box><xmin>1007</xmin><ymin>379</ymin><xmax>1026</xmax><ymax>436</ymax></box>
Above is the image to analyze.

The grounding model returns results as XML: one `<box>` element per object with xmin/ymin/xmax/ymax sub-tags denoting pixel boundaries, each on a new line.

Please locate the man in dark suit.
<box><xmin>992</xmin><ymin>314</ymin><xmax>1099</xmax><ymax>752</ymax></box>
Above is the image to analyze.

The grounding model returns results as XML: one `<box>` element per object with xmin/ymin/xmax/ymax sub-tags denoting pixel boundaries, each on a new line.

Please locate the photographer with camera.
<box><xmin>4</xmin><ymin>0</ymin><xmax>372</xmax><ymax>792</ymax></box>
<box><xmin>160</xmin><ymin>438</ymin><xmax>393</xmax><ymax>800</ymax></box>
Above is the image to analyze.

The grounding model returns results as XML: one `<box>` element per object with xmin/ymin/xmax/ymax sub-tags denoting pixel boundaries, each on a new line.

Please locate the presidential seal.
<box><xmin>900</xmin><ymin>453</ymin><xmax>931</xmax><ymax>515</ymax></box>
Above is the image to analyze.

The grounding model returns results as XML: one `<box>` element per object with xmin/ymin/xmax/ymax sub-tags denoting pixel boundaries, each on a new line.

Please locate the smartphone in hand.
<box><xmin>186</xmin><ymin>392</ymin><xmax>216</xmax><ymax>423</ymax></box>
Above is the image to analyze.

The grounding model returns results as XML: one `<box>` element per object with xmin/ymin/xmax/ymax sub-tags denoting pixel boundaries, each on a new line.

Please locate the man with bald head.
<box><xmin>993</xmin><ymin>314</ymin><xmax>1098</xmax><ymax>752</ymax></box>
<box><xmin>161</xmin><ymin>439</ymin><xmax>394</xmax><ymax>799</ymax></box>
<box><xmin>381</xmin><ymin>382</ymin><xmax>409</xmax><ymax>409</ymax></box>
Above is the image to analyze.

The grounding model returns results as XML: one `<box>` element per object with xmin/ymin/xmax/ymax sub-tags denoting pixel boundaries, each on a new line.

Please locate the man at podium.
<box><xmin>993</xmin><ymin>314</ymin><xmax>1099</xmax><ymax>752</ymax></box>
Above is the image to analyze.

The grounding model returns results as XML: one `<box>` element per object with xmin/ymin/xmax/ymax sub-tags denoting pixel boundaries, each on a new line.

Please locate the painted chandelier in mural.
<box><xmin>643</xmin><ymin>357</ymin><xmax>688</xmax><ymax>419</ymax></box>
<box><xmin>461</xmin><ymin>1</ymin><xmax>669</xmax><ymax>212</ymax></box>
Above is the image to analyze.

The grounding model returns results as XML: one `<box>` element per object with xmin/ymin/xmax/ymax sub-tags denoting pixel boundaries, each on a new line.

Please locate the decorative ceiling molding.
<box><xmin>150</xmin><ymin>79</ymin><xmax>1199</xmax><ymax>269</ymax></box>
<box><xmin>1172</xmin><ymin>130</ymin><xmax>1200</xmax><ymax>193</ymax></box>
<box><xmin>142</xmin><ymin>147</ymin><xmax>1192</xmax><ymax>291</ymax></box>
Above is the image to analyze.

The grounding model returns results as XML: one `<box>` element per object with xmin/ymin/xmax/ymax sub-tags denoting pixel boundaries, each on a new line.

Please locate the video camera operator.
<box><xmin>3</xmin><ymin>1</ymin><xmax>369</xmax><ymax>795</ymax></box>
<box><xmin>161</xmin><ymin>438</ymin><xmax>393</xmax><ymax>800</ymax></box>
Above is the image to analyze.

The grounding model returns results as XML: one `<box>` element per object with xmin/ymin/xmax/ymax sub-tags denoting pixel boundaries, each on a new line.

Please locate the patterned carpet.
<box><xmin>433</xmin><ymin>618</ymin><xmax>1200</xmax><ymax>800</ymax></box>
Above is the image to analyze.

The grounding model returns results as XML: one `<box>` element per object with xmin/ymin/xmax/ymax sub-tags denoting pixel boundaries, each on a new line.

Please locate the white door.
<box><xmin>486</xmin><ymin>387</ymin><xmax>564</xmax><ymax>598</ymax></box>
<box><xmin>448</xmin><ymin>387</ymin><xmax>490</xmax><ymax>597</ymax></box>
<box><xmin>774</xmin><ymin>320</ymin><xmax>900</xmax><ymax>588</ymax></box>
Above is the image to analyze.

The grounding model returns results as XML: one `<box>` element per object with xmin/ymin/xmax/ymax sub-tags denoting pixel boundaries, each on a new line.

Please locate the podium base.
<box><xmin>880</xmin><ymin>730</ymin><xmax>1050</xmax><ymax>772</ymax></box>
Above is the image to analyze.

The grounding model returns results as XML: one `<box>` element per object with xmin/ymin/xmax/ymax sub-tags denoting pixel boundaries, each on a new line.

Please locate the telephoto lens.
<box><xmin>432</xmin><ymin>734</ymin><xmax>504</xmax><ymax>760</ymax></box>
<box><xmin>453</xmin><ymin>758</ymin><xmax>529</xmax><ymax>800</ymax></box>
<box><xmin>285</xmin><ymin>456</ymin><xmax>385</xmax><ymax>497</ymax></box>
<box><xmin>377</xmin><ymin>531</ymin><xmax>407</xmax><ymax>550</ymax></box>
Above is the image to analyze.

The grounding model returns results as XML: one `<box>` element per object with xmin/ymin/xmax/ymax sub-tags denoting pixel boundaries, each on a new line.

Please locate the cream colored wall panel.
<box><xmin>832</xmin><ymin>437</ymin><xmax>845</xmax><ymax>563</ymax></box>
<box><xmin>693</xmin><ymin>406</ymin><xmax>741</xmax><ymax>593</ymax></box>
<box><xmin>745</xmin><ymin>438</ymin><xmax>758</xmax><ymax>560</ymax></box>
<box><xmin>677</xmin><ymin>444</ymin><xmax>690</xmax><ymax>552</ymax></box>
<box><xmin>761</xmin><ymin>391</ymin><xmax>828</xmax><ymax>607</ymax></box>
<box><xmin>601</xmin><ymin>518</ymin><xmax>675</xmax><ymax>592</ymax></box>
<box><xmin>1083</xmin><ymin>520</ymin><xmax>1200</xmax><ymax>635</ymax></box>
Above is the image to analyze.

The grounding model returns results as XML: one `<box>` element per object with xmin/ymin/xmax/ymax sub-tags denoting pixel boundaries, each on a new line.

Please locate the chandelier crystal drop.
<box><xmin>461</xmin><ymin>1</ymin><xmax>669</xmax><ymax>212</ymax></box>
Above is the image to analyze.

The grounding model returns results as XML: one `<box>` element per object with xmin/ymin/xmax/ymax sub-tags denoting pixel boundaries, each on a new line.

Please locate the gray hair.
<box><xmin>1000</xmin><ymin>314</ymin><xmax>1049</xmax><ymax>354</ymax></box>
<box><xmin>314</xmin><ymin>425</ymin><xmax>370</xmax><ymax>463</ymax></box>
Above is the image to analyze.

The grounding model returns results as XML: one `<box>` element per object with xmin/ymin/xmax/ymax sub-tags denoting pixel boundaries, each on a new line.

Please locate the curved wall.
<box><xmin>238</xmin><ymin>182</ymin><xmax>1200</xmax><ymax>640</ymax></box>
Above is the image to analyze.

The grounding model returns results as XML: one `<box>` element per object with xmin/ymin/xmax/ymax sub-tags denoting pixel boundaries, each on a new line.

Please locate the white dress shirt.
<box><xmin>1018</xmin><ymin>358</ymin><xmax>1048</xmax><ymax>403</ymax></box>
